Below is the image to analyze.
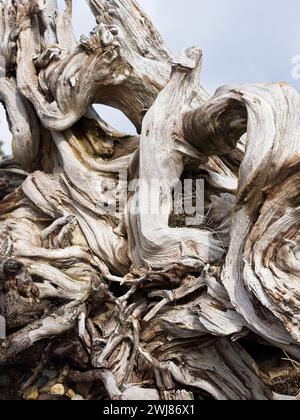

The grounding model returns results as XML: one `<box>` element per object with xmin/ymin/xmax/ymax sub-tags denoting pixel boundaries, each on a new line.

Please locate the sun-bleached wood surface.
<box><xmin>0</xmin><ymin>0</ymin><xmax>299</xmax><ymax>400</ymax></box>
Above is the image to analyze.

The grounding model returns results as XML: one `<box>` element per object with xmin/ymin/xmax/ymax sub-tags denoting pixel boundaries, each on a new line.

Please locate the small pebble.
<box><xmin>50</xmin><ymin>384</ymin><xmax>65</xmax><ymax>396</ymax></box>
<box><xmin>36</xmin><ymin>376</ymin><xmax>49</xmax><ymax>388</ymax></box>
<box><xmin>71</xmin><ymin>394</ymin><xmax>84</xmax><ymax>401</ymax></box>
<box><xmin>67</xmin><ymin>388</ymin><xmax>76</xmax><ymax>399</ymax></box>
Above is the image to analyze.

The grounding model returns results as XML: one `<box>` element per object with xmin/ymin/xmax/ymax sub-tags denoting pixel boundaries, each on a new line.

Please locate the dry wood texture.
<box><xmin>0</xmin><ymin>0</ymin><xmax>299</xmax><ymax>401</ymax></box>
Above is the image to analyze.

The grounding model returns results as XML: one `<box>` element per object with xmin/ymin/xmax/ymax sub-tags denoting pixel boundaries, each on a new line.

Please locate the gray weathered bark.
<box><xmin>0</xmin><ymin>0</ymin><xmax>299</xmax><ymax>401</ymax></box>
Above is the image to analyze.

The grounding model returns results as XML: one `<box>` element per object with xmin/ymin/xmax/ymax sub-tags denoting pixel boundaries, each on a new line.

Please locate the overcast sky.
<box><xmin>1</xmin><ymin>0</ymin><xmax>300</xmax><ymax>155</ymax></box>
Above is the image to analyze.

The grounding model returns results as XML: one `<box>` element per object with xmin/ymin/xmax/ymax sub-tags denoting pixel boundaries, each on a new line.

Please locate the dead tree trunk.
<box><xmin>0</xmin><ymin>0</ymin><xmax>299</xmax><ymax>400</ymax></box>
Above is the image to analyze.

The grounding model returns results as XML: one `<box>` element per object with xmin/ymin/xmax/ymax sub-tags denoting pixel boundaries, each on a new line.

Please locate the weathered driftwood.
<box><xmin>0</xmin><ymin>0</ymin><xmax>299</xmax><ymax>401</ymax></box>
<box><xmin>183</xmin><ymin>84</ymin><xmax>300</xmax><ymax>354</ymax></box>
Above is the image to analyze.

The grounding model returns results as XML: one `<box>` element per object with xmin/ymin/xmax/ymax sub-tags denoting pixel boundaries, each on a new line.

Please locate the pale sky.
<box><xmin>1</xmin><ymin>0</ymin><xmax>300</xmax><ymax>155</ymax></box>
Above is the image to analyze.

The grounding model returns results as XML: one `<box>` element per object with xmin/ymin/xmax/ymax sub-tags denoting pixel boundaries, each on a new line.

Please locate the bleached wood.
<box><xmin>0</xmin><ymin>0</ymin><xmax>298</xmax><ymax>401</ymax></box>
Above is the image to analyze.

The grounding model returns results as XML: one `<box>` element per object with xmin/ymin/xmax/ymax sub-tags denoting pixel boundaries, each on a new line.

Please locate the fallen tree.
<box><xmin>0</xmin><ymin>0</ymin><xmax>299</xmax><ymax>401</ymax></box>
